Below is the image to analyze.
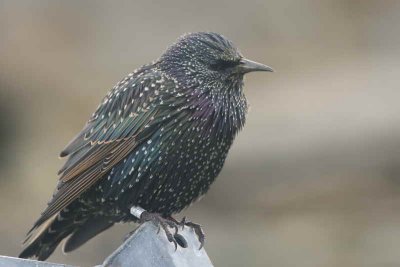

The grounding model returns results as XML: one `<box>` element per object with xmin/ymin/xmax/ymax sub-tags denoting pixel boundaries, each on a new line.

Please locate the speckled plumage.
<box><xmin>20</xmin><ymin>32</ymin><xmax>272</xmax><ymax>261</ymax></box>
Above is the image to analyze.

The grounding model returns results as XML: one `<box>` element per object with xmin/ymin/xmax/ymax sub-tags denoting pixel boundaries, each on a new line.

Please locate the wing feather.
<box><xmin>30</xmin><ymin>66</ymin><xmax>173</xmax><ymax>231</ymax></box>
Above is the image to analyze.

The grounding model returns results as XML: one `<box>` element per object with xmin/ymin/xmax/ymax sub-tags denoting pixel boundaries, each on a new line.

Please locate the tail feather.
<box><xmin>20</xmin><ymin>205</ymin><xmax>115</xmax><ymax>261</ymax></box>
<box><xmin>63</xmin><ymin>217</ymin><xmax>114</xmax><ymax>253</ymax></box>
<box><xmin>19</xmin><ymin>204</ymin><xmax>85</xmax><ymax>261</ymax></box>
<box><xmin>19</xmin><ymin>215</ymin><xmax>76</xmax><ymax>261</ymax></box>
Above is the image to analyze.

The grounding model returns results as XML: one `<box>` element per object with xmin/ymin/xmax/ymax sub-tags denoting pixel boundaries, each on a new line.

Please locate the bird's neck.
<box><xmin>158</xmin><ymin>67</ymin><xmax>248</xmax><ymax>138</ymax></box>
<box><xmin>187</xmin><ymin>80</ymin><xmax>248</xmax><ymax>139</ymax></box>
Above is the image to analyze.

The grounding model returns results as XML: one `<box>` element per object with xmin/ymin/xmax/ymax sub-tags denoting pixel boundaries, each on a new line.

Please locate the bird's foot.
<box><xmin>130</xmin><ymin>207</ymin><xmax>204</xmax><ymax>250</ymax></box>
<box><xmin>140</xmin><ymin>211</ymin><xmax>179</xmax><ymax>250</ymax></box>
<box><xmin>176</xmin><ymin>216</ymin><xmax>205</xmax><ymax>250</ymax></box>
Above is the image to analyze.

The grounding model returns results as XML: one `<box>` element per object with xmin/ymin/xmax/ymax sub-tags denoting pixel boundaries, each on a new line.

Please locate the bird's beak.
<box><xmin>237</xmin><ymin>58</ymin><xmax>274</xmax><ymax>74</ymax></box>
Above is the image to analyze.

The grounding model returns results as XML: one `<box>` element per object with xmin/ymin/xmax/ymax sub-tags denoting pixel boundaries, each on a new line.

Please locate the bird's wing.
<box><xmin>30</xmin><ymin>66</ymin><xmax>175</xmax><ymax>230</ymax></box>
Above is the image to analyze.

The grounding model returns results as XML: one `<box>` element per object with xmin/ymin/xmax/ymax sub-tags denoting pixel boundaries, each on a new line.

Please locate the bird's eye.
<box><xmin>209</xmin><ymin>59</ymin><xmax>239</xmax><ymax>71</ymax></box>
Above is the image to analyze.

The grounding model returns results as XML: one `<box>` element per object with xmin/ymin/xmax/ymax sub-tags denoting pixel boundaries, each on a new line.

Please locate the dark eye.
<box><xmin>209</xmin><ymin>59</ymin><xmax>239</xmax><ymax>71</ymax></box>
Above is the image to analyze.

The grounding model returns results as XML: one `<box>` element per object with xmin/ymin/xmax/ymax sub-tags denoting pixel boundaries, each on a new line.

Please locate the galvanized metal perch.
<box><xmin>1</xmin><ymin>222</ymin><xmax>213</xmax><ymax>267</ymax></box>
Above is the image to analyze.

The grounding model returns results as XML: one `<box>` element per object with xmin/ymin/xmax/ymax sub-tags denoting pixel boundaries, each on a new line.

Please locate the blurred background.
<box><xmin>1</xmin><ymin>1</ymin><xmax>400</xmax><ymax>266</ymax></box>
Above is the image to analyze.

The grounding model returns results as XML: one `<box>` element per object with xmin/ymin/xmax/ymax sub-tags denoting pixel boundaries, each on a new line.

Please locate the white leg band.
<box><xmin>130</xmin><ymin>206</ymin><xmax>146</xmax><ymax>219</ymax></box>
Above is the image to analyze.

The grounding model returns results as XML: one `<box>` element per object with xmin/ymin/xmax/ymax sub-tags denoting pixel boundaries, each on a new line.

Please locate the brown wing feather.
<box><xmin>33</xmin><ymin>108</ymin><xmax>158</xmax><ymax>229</ymax></box>
<box><xmin>29</xmin><ymin>66</ymin><xmax>168</xmax><ymax>231</ymax></box>
<box><xmin>34</xmin><ymin>138</ymin><xmax>138</xmax><ymax>227</ymax></box>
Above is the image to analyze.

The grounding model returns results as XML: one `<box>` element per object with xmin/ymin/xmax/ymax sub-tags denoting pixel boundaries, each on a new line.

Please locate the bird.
<box><xmin>19</xmin><ymin>32</ymin><xmax>273</xmax><ymax>261</ymax></box>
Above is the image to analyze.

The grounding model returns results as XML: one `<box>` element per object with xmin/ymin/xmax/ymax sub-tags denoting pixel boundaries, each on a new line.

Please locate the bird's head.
<box><xmin>159</xmin><ymin>32</ymin><xmax>273</xmax><ymax>92</ymax></box>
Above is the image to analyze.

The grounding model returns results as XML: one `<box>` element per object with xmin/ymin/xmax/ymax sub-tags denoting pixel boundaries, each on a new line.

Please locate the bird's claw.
<box><xmin>140</xmin><ymin>212</ymin><xmax>179</xmax><ymax>250</ymax></box>
<box><xmin>179</xmin><ymin>216</ymin><xmax>187</xmax><ymax>230</ymax></box>
<box><xmin>178</xmin><ymin>217</ymin><xmax>205</xmax><ymax>250</ymax></box>
<box><xmin>140</xmin><ymin>213</ymin><xmax>205</xmax><ymax>250</ymax></box>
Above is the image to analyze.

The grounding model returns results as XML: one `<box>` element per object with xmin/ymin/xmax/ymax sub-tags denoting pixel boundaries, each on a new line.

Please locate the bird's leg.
<box><xmin>130</xmin><ymin>206</ymin><xmax>179</xmax><ymax>250</ymax></box>
<box><xmin>176</xmin><ymin>216</ymin><xmax>205</xmax><ymax>250</ymax></box>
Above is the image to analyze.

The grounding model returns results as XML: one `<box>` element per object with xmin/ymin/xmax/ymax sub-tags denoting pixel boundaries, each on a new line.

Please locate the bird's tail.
<box><xmin>19</xmin><ymin>205</ymin><xmax>114</xmax><ymax>261</ymax></box>
<box><xmin>19</xmin><ymin>208</ymin><xmax>78</xmax><ymax>261</ymax></box>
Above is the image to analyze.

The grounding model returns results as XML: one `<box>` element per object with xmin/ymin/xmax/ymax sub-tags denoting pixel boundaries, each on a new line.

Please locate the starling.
<box><xmin>19</xmin><ymin>32</ymin><xmax>273</xmax><ymax>261</ymax></box>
